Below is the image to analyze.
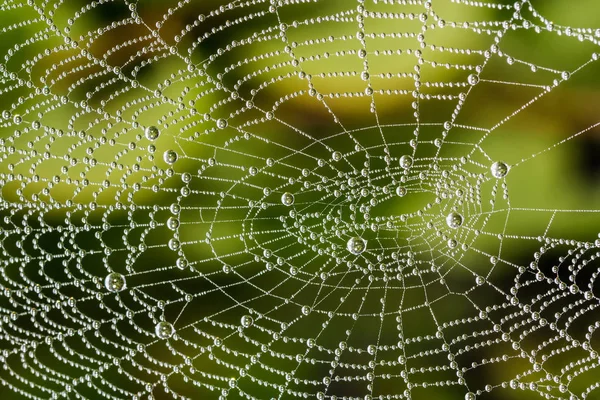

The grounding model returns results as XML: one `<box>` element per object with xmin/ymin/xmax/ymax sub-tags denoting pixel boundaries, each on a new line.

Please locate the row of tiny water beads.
<box><xmin>103</xmin><ymin>150</ymin><xmax>509</xmax><ymax>348</ymax></box>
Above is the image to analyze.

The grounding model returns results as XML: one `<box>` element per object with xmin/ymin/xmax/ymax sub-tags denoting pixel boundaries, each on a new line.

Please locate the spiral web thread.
<box><xmin>1</xmin><ymin>0</ymin><xmax>600</xmax><ymax>399</ymax></box>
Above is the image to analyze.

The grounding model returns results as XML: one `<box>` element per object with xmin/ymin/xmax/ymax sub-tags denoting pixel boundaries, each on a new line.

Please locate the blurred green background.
<box><xmin>1</xmin><ymin>0</ymin><xmax>600</xmax><ymax>399</ymax></box>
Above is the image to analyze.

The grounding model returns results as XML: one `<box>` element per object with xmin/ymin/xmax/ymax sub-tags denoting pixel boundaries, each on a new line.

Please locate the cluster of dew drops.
<box><xmin>101</xmin><ymin>117</ymin><xmax>511</xmax><ymax>341</ymax></box>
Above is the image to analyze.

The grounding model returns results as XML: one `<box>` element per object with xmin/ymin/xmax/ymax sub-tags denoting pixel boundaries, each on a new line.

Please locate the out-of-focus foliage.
<box><xmin>1</xmin><ymin>1</ymin><xmax>600</xmax><ymax>399</ymax></box>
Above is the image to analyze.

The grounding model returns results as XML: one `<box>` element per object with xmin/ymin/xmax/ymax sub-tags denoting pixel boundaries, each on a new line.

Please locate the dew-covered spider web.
<box><xmin>1</xmin><ymin>0</ymin><xmax>600</xmax><ymax>399</ymax></box>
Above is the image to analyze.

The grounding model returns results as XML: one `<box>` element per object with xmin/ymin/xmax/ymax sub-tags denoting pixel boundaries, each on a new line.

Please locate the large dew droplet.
<box><xmin>446</xmin><ymin>212</ymin><xmax>463</xmax><ymax>229</ymax></box>
<box><xmin>163</xmin><ymin>150</ymin><xmax>178</xmax><ymax>164</ymax></box>
<box><xmin>104</xmin><ymin>272</ymin><xmax>126</xmax><ymax>292</ymax></box>
<box><xmin>155</xmin><ymin>321</ymin><xmax>174</xmax><ymax>339</ymax></box>
<box><xmin>168</xmin><ymin>238</ymin><xmax>180</xmax><ymax>251</ymax></box>
<box><xmin>216</xmin><ymin>118</ymin><xmax>227</xmax><ymax>129</ymax></box>
<box><xmin>467</xmin><ymin>74</ymin><xmax>480</xmax><ymax>85</ymax></box>
<box><xmin>281</xmin><ymin>192</ymin><xmax>294</xmax><ymax>206</ymax></box>
<box><xmin>491</xmin><ymin>161</ymin><xmax>509</xmax><ymax>178</ymax></box>
<box><xmin>167</xmin><ymin>217</ymin><xmax>180</xmax><ymax>230</ymax></box>
<box><xmin>241</xmin><ymin>315</ymin><xmax>254</xmax><ymax>328</ymax></box>
<box><xmin>399</xmin><ymin>155</ymin><xmax>413</xmax><ymax>169</ymax></box>
<box><xmin>145</xmin><ymin>126</ymin><xmax>160</xmax><ymax>140</ymax></box>
<box><xmin>347</xmin><ymin>237</ymin><xmax>367</xmax><ymax>255</ymax></box>
<box><xmin>396</xmin><ymin>186</ymin><xmax>407</xmax><ymax>197</ymax></box>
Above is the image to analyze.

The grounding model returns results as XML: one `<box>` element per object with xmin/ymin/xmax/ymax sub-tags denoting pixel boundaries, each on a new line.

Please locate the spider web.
<box><xmin>0</xmin><ymin>0</ymin><xmax>600</xmax><ymax>399</ymax></box>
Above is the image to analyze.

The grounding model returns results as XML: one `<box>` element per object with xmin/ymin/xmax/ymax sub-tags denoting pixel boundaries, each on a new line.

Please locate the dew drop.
<box><xmin>167</xmin><ymin>217</ymin><xmax>180</xmax><ymax>230</ymax></box>
<box><xmin>241</xmin><ymin>315</ymin><xmax>254</xmax><ymax>328</ymax></box>
<box><xmin>155</xmin><ymin>321</ymin><xmax>174</xmax><ymax>339</ymax></box>
<box><xmin>163</xmin><ymin>150</ymin><xmax>178</xmax><ymax>164</ymax></box>
<box><xmin>347</xmin><ymin>237</ymin><xmax>367</xmax><ymax>255</ymax></box>
<box><xmin>145</xmin><ymin>126</ymin><xmax>160</xmax><ymax>140</ymax></box>
<box><xmin>467</xmin><ymin>74</ymin><xmax>480</xmax><ymax>85</ymax></box>
<box><xmin>446</xmin><ymin>212</ymin><xmax>463</xmax><ymax>229</ymax></box>
<box><xmin>491</xmin><ymin>161</ymin><xmax>509</xmax><ymax>178</ymax></box>
<box><xmin>399</xmin><ymin>155</ymin><xmax>413</xmax><ymax>169</ymax></box>
<box><xmin>216</xmin><ymin>118</ymin><xmax>228</xmax><ymax>129</ymax></box>
<box><xmin>281</xmin><ymin>192</ymin><xmax>295</xmax><ymax>206</ymax></box>
<box><xmin>168</xmin><ymin>238</ymin><xmax>180</xmax><ymax>250</ymax></box>
<box><xmin>104</xmin><ymin>272</ymin><xmax>126</xmax><ymax>292</ymax></box>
